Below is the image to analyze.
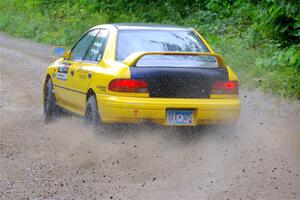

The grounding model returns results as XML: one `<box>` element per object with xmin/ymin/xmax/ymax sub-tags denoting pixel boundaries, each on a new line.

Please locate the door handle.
<box><xmin>88</xmin><ymin>72</ymin><xmax>92</xmax><ymax>79</ymax></box>
<box><xmin>70</xmin><ymin>70</ymin><xmax>75</xmax><ymax>76</ymax></box>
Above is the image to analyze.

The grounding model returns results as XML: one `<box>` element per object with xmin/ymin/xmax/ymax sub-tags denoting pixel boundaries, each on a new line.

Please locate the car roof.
<box><xmin>92</xmin><ymin>23</ymin><xmax>191</xmax><ymax>31</ymax></box>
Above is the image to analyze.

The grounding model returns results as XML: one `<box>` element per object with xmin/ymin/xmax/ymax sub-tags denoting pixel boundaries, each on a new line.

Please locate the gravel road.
<box><xmin>0</xmin><ymin>32</ymin><xmax>299</xmax><ymax>200</ymax></box>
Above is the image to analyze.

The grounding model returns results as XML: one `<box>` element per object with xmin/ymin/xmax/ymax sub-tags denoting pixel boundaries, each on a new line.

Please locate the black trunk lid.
<box><xmin>129</xmin><ymin>67</ymin><xmax>228</xmax><ymax>98</ymax></box>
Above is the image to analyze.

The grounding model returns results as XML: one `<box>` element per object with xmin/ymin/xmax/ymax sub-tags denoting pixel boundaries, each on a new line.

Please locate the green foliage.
<box><xmin>0</xmin><ymin>0</ymin><xmax>299</xmax><ymax>99</ymax></box>
<box><xmin>254</xmin><ymin>0</ymin><xmax>300</xmax><ymax>45</ymax></box>
<box><xmin>254</xmin><ymin>45</ymin><xmax>300</xmax><ymax>99</ymax></box>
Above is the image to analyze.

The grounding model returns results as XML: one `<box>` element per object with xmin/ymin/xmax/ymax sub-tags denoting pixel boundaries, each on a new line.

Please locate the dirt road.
<box><xmin>0</xmin><ymin>32</ymin><xmax>299</xmax><ymax>200</ymax></box>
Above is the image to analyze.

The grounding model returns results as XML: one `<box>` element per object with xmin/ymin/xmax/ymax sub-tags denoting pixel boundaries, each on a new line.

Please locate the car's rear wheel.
<box><xmin>44</xmin><ymin>78</ymin><xmax>59</xmax><ymax>122</ymax></box>
<box><xmin>85</xmin><ymin>95</ymin><xmax>103</xmax><ymax>131</ymax></box>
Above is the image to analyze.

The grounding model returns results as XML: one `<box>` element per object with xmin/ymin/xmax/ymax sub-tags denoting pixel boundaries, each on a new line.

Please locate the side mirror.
<box><xmin>53</xmin><ymin>47</ymin><xmax>71</xmax><ymax>59</ymax></box>
<box><xmin>63</xmin><ymin>50</ymin><xmax>71</xmax><ymax>59</ymax></box>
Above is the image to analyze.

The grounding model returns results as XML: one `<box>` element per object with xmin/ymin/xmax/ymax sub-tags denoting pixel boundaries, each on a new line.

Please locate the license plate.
<box><xmin>167</xmin><ymin>110</ymin><xmax>194</xmax><ymax>125</ymax></box>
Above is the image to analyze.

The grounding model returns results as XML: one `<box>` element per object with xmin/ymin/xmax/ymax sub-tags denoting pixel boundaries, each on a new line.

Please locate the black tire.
<box><xmin>44</xmin><ymin>79</ymin><xmax>59</xmax><ymax>122</ymax></box>
<box><xmin>85</xmin><ymin>95</ymin><xmax>102</xmax><ymax>130</ymax></box>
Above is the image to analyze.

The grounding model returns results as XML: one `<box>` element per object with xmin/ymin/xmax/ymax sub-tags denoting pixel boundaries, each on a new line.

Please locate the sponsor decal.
<box><xmin>56</xmin><ymin>63</ymin><xmax>71</xmax><ymax>81</ymax></box>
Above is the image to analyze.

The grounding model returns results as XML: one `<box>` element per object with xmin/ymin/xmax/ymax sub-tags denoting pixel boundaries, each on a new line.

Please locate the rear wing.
<box><xmin>123</xmin><ymin>52</ymin><xmax>227</xmax><ymax>68</ymax></box>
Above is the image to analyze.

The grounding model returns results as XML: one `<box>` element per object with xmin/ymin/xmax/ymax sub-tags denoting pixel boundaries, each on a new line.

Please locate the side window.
<box><xmin>70</xmin><ymin>29</ymin><xmax>99</xmax><ymax>60</ymax></box>
<box><xmin>84</xmin><ymin>29</ymin><xmax>109</xmax><ymax>62</ymax></box>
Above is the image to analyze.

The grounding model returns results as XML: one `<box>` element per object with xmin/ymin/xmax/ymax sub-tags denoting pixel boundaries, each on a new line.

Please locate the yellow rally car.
<box><xmin>43</xmin><ymin>23</ymin><xmax>240</xmax><ymax>129</ymax></box>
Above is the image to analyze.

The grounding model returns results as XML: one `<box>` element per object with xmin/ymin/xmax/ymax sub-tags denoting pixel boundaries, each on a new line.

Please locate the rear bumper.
<box><xmin>97</xmin><ymin>94</ymin><xmax>240</xmax><ymax>126</ymax></box>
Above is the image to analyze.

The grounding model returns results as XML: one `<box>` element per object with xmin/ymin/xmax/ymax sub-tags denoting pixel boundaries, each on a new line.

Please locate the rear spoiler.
<box><xmin>123</xmin><ymin>52</ymin><xmax>227</xmax><ymax>68</ymax></box>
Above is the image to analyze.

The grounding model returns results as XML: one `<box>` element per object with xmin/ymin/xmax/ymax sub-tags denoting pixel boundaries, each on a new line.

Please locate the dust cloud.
<box><xmin>1</xmin><ymin>32</ymin><xmax>299</xmax><ymax>199</ymax></box>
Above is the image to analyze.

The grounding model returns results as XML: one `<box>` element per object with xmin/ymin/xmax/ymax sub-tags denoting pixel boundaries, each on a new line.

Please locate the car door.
<box><xmin>71</xmin><ymin>29</ymin><xmax>109</xmax><ymax>113</ymax></box>
<box><xmin>55</xmin><ymin>29</ymin><xmax>99</xmax><ymax>114</ymax></box>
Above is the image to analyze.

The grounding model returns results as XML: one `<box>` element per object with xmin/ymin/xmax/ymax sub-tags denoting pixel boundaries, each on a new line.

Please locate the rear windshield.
<box><xmin>116</xmin><ymin>30</ymin><xmax>217</xmax><ymax>68</ymax></box>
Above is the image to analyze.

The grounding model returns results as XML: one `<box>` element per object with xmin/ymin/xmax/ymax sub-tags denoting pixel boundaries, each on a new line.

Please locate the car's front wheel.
<box><xmin>44</xmin><ymin>78</ymin><xmax>59</xmax><ymax>122</ymax></box>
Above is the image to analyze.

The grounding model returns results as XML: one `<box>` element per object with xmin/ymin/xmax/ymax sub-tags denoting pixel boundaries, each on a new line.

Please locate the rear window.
<box><xmin>116</xmin><ymin>30</ymin><xmax>217</xmax><ymax>68</ymax></box>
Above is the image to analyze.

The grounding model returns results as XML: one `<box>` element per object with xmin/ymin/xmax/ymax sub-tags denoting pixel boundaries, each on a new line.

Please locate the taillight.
<box><xmin>108</xmin><ymin>79</ymin><xmax>148</xmax><ymax>93</ymax></box>
<box><xmin>212</xmin><ymin>81</ymin><xmax>238</xmax><ymax>94</ymax></box>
